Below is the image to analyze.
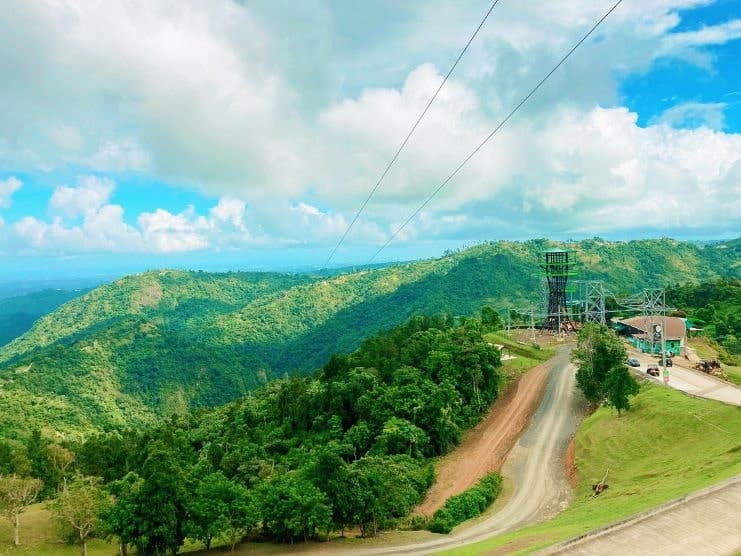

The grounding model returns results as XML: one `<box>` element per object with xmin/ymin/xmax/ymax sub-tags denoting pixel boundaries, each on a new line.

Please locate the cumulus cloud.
<box><xmin>49</xmin><ymin>176</ymin><xmax>115</xmax><ymax>219</ymax></box>
<box><xmin>138</xmin><ymin>207</ymin><xmax>209</xmax><ymax>253</ymax></box>
<box><xmin>0</xmin><ymin>177</ymin><xmax>22</xmax><ymax>208</ymax></box>
<box><xmin>87</xmin><ymin>138</ymin><xmax>150</xmax><ymax>172</ymax></box>
<box><xmin>1</xmin><ymin>0</ymin><xmax>740</xmax><ymax>255</ymax></box>
<box><xmin>12</xmin><ymin>177</ymin><xmax>259</xmax><ymax>255</ymax></box>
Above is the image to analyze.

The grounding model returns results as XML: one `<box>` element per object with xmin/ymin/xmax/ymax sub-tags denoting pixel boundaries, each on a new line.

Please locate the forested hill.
<box><xmin>0</xmin><ymin>237</ymin><xmax>737</xmax><ymax>439</ymax></box>
<box><xmin>0</xmin><ymin>288</ymin><xmax>91</xmax><ymax>347</ymax></box>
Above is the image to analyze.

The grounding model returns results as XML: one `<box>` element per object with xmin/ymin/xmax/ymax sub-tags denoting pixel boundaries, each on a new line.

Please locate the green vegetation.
<box><xmin>689</xmin><ymin>336</ymin><xmax>741</xmax><ymax>386</ymax></box>
<box><xmin>443</xmin><ymin>382</ymin><xmax>741</xmax><ymax>555</ymax></box>
<box><xmin>0</xmin><ymin>475</ymin><xmax>43</xmax><ymax>547</ymax></box>
<box><xmin>47</xmin><ymin>475</ymin><xmax>110</xmax><ymax>556</ymax></box>
<box><xmin>0</xmin><ymin>288</ymin><xmax>89</xmax><ymax>348</ymax></box>
<box><xmin>429</xmin><ymin>473</ymin><xmax>503</xmax><ymax>534</ymax></box>
<box><xmin>0</xmin><ymin>314</ymin><xmax>502</xmax><ymax>553</ymax></box>
<box><xmin>667</xmin><ymin>278</ymin><xmax>740</xmax><ymax>365</ymax></box>
<box><xmin>485</xmin><ymin>332</ymin><xmax>554</xmax><ymax>387</ymax></box>
<box><xmin>0</xmin><ymin>238</ymin><xmax>736</xmax><ymax>442</ymax></box>
<box><xmin>572</xmin><ymin>323</ymin><xmax>639</xmax><ymax>414</ymax></box>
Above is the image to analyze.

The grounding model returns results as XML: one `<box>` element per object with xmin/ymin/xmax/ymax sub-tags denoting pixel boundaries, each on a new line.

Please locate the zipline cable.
<box><xmin>322</xmin><ymin>0</ymin><xmax>502</xmax><ymax>269</ymax></box>
<box><xmin>368</xmin><ymin>0</ymin><xmax>624</xmax><ymax>264</ymax></box>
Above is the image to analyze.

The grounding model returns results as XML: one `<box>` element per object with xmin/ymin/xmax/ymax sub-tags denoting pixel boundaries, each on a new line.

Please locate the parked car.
<box><xmin>626</xmin><ymin>358</ymin><xmax>640</xmax><ymax>367</ymax></box>
<box><xmin>646</xmin><ymin>364</ymin><xmax>660</xmax><ymax>377</ymax></box>
<box><xmin>659</xmin><ymin>358</ymin><xmax>673</xmax><ymax>367</ymax></box>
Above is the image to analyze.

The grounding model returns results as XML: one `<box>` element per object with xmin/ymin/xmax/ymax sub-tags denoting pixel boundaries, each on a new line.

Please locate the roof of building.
<box><xmin>617</xmin><ymin>316</ymin><xmax>687</xmax><ymax>340</ymax></box>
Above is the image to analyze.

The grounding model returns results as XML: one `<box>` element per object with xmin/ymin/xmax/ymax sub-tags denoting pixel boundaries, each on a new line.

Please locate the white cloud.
<box><xmin>87</xmin><ymin>138</ymin><xmax>150</xmax><ymax>172</ymax></box>
<box><xmin>210</xmin><ymin>198</ymin><xmax>248</xmax><ymax>232</ymax></box>
<box><xmin>49</xmin><ymin>176</ymin><xmax>115</xmax><ymax>219</ymax></box>
<box><xmin>47</xmin><ymin>124</ymin><xmax>83</xmax><ymax>151</ymax></box>
<box><xmin>0</xmin><ymin>177</ymin><xmax>22</xmax><ymax>208</ymax></box>
<box><xmin>663</xmin><ymin>18</ymin><xmax>741</xmax><ymax>49</ymax></box>
<box><xmin>289</xmin><ymin>202</ymin><xmax>349</xmax><ymax>238</ymax></box>
<box><xmin>1</xmin><ymin>1</ymin><xmax>740</xmax><ymax>253</ymax></box>
<box><xmin>11</xmin><ymin>176</ymin><xmax>260</xmax><ymax>255</ymax></box>
<box><xmin>138</xmin><ymin>207</ymin><xmax>209</xmax><ymax>253</ymax></box>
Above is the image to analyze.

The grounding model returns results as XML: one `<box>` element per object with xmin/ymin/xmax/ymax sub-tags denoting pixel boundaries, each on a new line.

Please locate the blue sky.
<box><xmin>0</xmin><ymin>0</ymin><xmax>740</xmax><ymax>279</ymax></box>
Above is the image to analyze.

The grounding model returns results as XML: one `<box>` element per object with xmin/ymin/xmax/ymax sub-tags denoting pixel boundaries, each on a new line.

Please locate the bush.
<box><xmin>401</xmin><ymin>514</ymin><xmax>430</xmax><ymax>531</ymax></box>
<box><xmin>428</xmin><ymin>472</ymin><xmax>502</xmax><ymax>534</ymax></box>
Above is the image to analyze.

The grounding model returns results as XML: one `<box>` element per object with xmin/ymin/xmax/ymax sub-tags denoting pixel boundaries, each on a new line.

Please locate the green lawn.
<box><xmin>0</xmin><ymin>504</ymin><xmax>113</xmax><ymax>555</ymax></box>
<box><xmin>484</xmin><ymin>332</ymin><xmax>555</xmax><ymax>386</ymax></box>
<box><xmin>443</xmin><ymin>381</ymin><xmax>741</xmax><ymax>555</ymax></box>
<box><xmin>0</xmin><ymin>506</ymin><xmax>213</xmax><ymax>555</ymax></box>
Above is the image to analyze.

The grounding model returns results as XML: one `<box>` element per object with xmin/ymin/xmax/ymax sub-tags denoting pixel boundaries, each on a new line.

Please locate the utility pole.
<box><xmin>529</xmin><ymin>307</ymin><xmax>536</xmax><ymax>342</ymax></box>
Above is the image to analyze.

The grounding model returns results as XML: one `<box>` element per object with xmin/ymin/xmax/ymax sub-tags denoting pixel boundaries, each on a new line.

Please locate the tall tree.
<box><xmin>187</xmin><ymin>472</ymin><xmax>258</xmax><ymax>551</ymax></box>
<box><xmin>46</xmin><ymin>444</ymin><xmax>75</xmax><ymax>489</ymax></box>
<box><xmin>0</xmin><ymin>474</ymin><xmax>43</xmax><ymax>546</ymax></box>
<box><xmin>481</xmin><ymin>305</ymin><xmax>504</xmax><ymax>331</ymax></box>
<box><xmin>48</xmin><ymin>475</ymin><xmax>110</xmax><ymax>556</ymax></box>
<box><xmin>605</xmin><ymin>366</ymin><xmax>640</xmax><ymax>415</ymax></box>
<box><xmin>105</xmin><ymin>472</ymin><xmax>144</xmax><ymax>556</ymax></box>
<box><xmin>259</xmin><ymin>474</ymin><xmax>332</xmax><ymax>543</ymax></box>
<box><xmin>572</xmin><ymin>323</ymin><xmax>627</xmax><ymax>404</ymax></box>
<box><xmin>0</xmin><ymin>441</ymin><xmax>30</xmax><ymax>476</ymax></box>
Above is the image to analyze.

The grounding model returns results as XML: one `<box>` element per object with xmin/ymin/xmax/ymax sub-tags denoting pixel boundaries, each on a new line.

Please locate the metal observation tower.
<box><xmin>540</xmin><ymin>249</ymin><xmax>577</xmax><ymax>333</ymax></box>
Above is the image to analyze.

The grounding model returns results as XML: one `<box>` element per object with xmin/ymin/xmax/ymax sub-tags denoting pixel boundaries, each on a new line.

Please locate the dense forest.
<box><xmin>1</xmin><ymin>314</ymin><xmax>503</xmax><ymax>553</ymax></box>
<box><xmin>666</xmin><ymin>278</ymin><xmax>740</xmax><ymax>363</ymax></box>
<box><xmin>0</xmin><ymin>237</ymin><xmax>737</xmax><ymax>441</ymax></box>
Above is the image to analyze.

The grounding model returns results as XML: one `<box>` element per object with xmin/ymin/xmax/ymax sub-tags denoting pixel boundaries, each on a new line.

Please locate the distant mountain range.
<box><xmin>0</xmin><ymin>237</ymin><xmax>738</xmax><ymax>441</ymax></box>
<box><xmin>0</xmin><ymin>288</ymin><xmax>91</xmax><ymax>348</ymax></box>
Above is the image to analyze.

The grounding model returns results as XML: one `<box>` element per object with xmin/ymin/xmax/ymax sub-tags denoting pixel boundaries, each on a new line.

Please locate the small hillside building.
<box><xmin>614</xmin><ymin>316</ymin><xmax>687</xmax><ymax>356</ymax></box>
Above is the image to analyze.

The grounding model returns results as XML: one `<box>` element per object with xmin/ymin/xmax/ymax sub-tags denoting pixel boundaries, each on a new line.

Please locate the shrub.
<box><xmin>428</xmin><ymin>472</ymin><xmax>502</xmax><ymax>534</ymax></box>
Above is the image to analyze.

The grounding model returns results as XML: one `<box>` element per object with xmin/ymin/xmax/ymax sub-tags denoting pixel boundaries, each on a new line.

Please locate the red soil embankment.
<box><xmin>415</xmin><ymin>360</ymin><xmax>553</xmax><ymax>516</ymax></box>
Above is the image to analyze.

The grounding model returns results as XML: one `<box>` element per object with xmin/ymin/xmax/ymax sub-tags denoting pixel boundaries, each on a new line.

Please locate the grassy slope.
<box><xmin>444</xmin><ymin>382</ymin><xmax>741</xmax><ymax>555</ymax></box>
<box><xmin>485</xmin><ymin>331</ymin><xmax>556</xmax><ymax>386</ymax></box>
<box><xmin>690</xmin><ymin>336</ymin><xmax>741</xmax><ymax>386</ymax></box>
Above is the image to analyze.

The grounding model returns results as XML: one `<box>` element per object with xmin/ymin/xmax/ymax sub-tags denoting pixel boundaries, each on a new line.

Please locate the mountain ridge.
<box><xmin>0</xmin><ymin>237</ymin><xmax>737</xmax><ymax>440</ymax></box>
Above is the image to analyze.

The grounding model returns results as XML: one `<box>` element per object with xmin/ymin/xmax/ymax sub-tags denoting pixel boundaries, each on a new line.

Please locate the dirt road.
<box><xmin>415</xmin><ymin>354</ymin><xmax>553</xmax><ymax>516</ymax></box>
<box><xmin>274</xmin><ymin>346</ymin><xmax>583</xmax><ymax>556</ymax></box>
<box><xmin>631</xmin><ymin>350</ymin><xmax>741</xmax><ymax>406</ymax></box>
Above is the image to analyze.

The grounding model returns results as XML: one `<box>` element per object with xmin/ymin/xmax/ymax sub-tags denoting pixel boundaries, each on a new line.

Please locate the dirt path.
<box><xmin>267</xmin><ymin>345</ymin><xmax>583</xmax><ymax>556</ymax></box>
<box><xmin>415</xmin><ymin>354</ymin><xmax>553</xmax><ymax>516</ymax></box>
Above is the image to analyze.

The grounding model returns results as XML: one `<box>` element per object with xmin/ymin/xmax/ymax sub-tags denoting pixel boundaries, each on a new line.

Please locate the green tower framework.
<box><xmin>540</xmin><ymin>249</ymin><xmax>577</xmax><ymax>333</ymax></box>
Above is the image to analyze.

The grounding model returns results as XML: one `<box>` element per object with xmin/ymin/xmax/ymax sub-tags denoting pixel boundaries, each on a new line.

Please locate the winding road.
<box><xmin>277</xmin><ymin>346</ymin><xmax>583</xmax><ymax>556</ymax></box>
<box><xmin>252</xmin><ymin>344</ymin><xmax>741</xmax><ymax>556</ymax></box>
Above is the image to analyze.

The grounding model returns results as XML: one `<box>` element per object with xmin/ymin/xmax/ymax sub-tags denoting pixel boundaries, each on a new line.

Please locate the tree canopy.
<box><xmin>572</xmin><ymin>323</ymin><xmax>639</xmax><ymax>413</ymax></box>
